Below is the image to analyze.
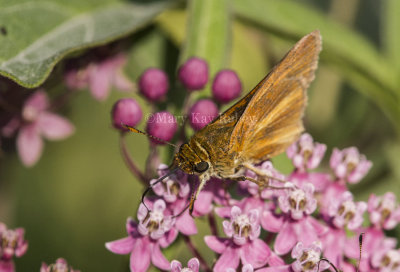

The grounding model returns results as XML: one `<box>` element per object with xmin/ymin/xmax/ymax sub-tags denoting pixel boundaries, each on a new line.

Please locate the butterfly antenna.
<box><xmin>121</xmin><ymin>123</ymin><xmax>178</xmax><ymax>148</ymax></box>
<box><xmin>317</xmin><ymin>258</ymin><xmax>339</xmax><ymax>272</ymax></box>
<box><xmin>140</xmin><ymin>168</ymin><xmax>179</xmax><ymax>212</ymax></box>
<box><xmin>356</xmin><ymin>233</ymin><xmax>365</xmax><ymax>272</ymax></box>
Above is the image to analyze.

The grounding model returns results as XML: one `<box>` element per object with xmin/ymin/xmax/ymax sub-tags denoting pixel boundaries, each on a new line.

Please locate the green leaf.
<box><xmin>231</xmin><ymin>21</ymin><xmax>270</xmax><ymax>93</ymax></box>
<box><xmin>382</xmin><ymin>0</ymin><xmax>400</xmax><ymax>79</ymax></box>
<box><xmin>180</xmin><ymin>0</ymin><xmax>231</xmax><ymax>96</ymax></box>
<box><xmin>156</xmin><ymin>9</ymin><xmax>186</xmax><ymax>45</ymax></box>
<box><xmin>232</xmin><ymin>0</ymin><xmax>400</xmax><ymax>134</ymax></box>
<box><xmin>0</xmin><ymin>0</ymin><xmax>171</xmax><ymax>88</ymax></box>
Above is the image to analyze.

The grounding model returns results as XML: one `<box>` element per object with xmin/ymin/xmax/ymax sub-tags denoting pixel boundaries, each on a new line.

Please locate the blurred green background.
<box><xmin>1</xmin><ymin>0</ymin><xmax>400</xmax><ymax>271</ymax></box>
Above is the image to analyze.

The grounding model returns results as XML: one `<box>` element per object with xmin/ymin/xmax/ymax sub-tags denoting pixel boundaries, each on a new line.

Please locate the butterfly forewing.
<box><xmin>189</xmin><ymin>82</ymin><xmax>258</xmax><ymax>153</ymax></box>
<box><xmin>228</xmin><ymin>30</ymin><xmax>322</xmax><ymax>163</ymax></box>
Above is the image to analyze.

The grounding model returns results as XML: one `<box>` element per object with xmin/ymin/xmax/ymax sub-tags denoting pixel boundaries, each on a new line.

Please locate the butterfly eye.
<box><xmin>194</xmin><ymin>161</ymin><xmax>209</xmax><ymax>173</ymax></box>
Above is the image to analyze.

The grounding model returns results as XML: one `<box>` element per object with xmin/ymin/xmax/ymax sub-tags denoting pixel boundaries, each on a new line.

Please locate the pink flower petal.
<box><xmin>153</xmin><ymin>199</ymin><xmax>166</xmax><ymax>212</ymax></box>
<box><xmin>114</xmin><ymin>72</ymin><xmax>134</xmax><ymax>92</ymax></box>
<box><xmin>105</xmin><ymin>236</ymin><xmax>134</xmax><ymax>254</ymax></box>
<box><xmin>268</xmin><ymin>252</ymin><xmax>285</xmax><ymax>267</ymax></box>
<box><xmin>175</xmin><ymin>211</ymin><xmax>197</xmax><ymax>235</ymax></box>
<box><xmin>322</xmin><ymin>229</ymin><xmax>345</xmax><ymax>268</ymax></box>
<box><xmin>126</xmin><ymin>218</ymin><xmax>138</xmax><ymax>236</ymax></box>
<box><xmin>24</xmin><ymin>90</ymin><xmax>49</xmax><ymax>112</ymax></box>
<box><xmin>193</xmin><ymin>191</ymin><xmax>213</xmax><ymax>216</ymax></box>
<box><xmin>261</xmin><ymin>210</ymin><xmax>284</xmax><ymax>232</ymax></box>
<box><xmin>294</xmin><ymin>219</ymin><xmax>318</xmax><ymax>247</ymax></box>
<box><xmin>130</xmin><ymin>237</ymin><xmax>151</xmax><ymax>272</ymax></box>
<box><xmin>213</xmin><ymin>246</ymin><xmax>240</xmax><ymax>272</ymax></box>
<box><xmin>40</xmin><ymin>262</ymin><xmax>48</xmax><ymax>272</ymax></box>
<box><xmin>274</xmin><ymin>222</ymin><xmax>297</xmax><ymax>255</ymax></box>
<box><xmin>158</xmin><ymin>228</ymin><xmax>178</xmax><ymax>248</ymax></box>
<box><xmin>17</xmin><ymin>123</ymin><xmax>43</xmax><ymax>167</ymax></box>
<box><xmin>171</xmin><ymin>260</ymin><xmax>182</xmax><ymax>272</ymax></box>
<box><xmin>241</xmin><ymin>238</ymin><xmax>271</xmax><ymax>268</ymax></box>
<box><xmin>2</xmin><ymin>117</ymin><xmax>21</xmax><ymax>137</ymax></box>
<box><xmin>0</xmin><ymin>260</ymin><xmax>15</xmax><ymax>272</ymax></box>
<box><xmin>330</xmin><ymin>148</ymin><xmax>342</xmax><ymax>169</ymax></box>
<box><xmin>188</xmin><ymin>258</ymin><xmax>200</xmax><ymax>272</ymax></box>
<box><xmin>151</xmin><ymin>244</ymin><xmax>170</xmax><ymax>270</ymax></box>
<box><xmin>15</xmin><ymin>241</ymin><xmax>28</xmax><ymax>257</ymax></box>
<box><xmin>307</xmin><ymin>217</ymin><xmax>327</xmax><ymax>235</ymax></box>
<box><xmin>38</xmin><ymin>113</ymin><xmax>75</xmax><ymax>140</ymax></box>
<box><xmin>88</xmin><ymin>64</ymin><xmax>112</xmax><ymax>101</ymax></box>
<box><xmin>231</xmin><ymin>206</ymin><xmax>242</xmax><ymax>218</ymax></box>
<box><xmin>256</xmin><ymin>265</ymin><xmax>291</xmax><ymax>272</ymax></box>
<box><xmin>204</xmin><ymin>236</ymin><xmax>227</xmax><ymax>254</ymax></box>
<box><xmin>170</xmin><ymin>260</ymin><xmax>182</xmax><ymax>272</ymax></box>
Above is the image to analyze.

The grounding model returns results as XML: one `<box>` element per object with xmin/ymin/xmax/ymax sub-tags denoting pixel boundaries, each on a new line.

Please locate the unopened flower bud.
<box><xmin>146</xmin><ymin>111</ymin><xmax>177</xmax><ymax>145</ymax></box>
<box><xmin>212</xmin><ymin>70</ymin><xmax>242</xmax><ymax>103</ymax></box>
<box><xmin>139</xmin><ymin>68</ymin><xmax>169</xmax><ymax>102</ymax></box>
<box><xmin>189</xmin><ymin>99</ymin><xmax>219</xmax><ymax>131</ymax></box>
<box><xmin>112</xmin><ymin>98</ymin><xmax>142</xmax><ymax>131</ymax></box>
<box><xmin>178</xmin><ymin>57</ymin><xmax>208</xmax><ymax>91</ymax></box>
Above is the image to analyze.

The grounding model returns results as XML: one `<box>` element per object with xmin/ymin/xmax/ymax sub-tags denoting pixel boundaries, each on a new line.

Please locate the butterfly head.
<box><xmin>172</xmin><ymin>143</ymin><xmax>209</xmax><ymax>175</ymax></box>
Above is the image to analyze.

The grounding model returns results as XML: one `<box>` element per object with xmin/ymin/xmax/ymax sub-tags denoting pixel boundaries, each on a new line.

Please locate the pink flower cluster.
<box><xmin>106</xmin><ymin>133</ymin><xmax>400</xmax><ymax>272</ymax></box>
<box><xmin>0</xmin><ymin>222</ymin><xmax>79</xmax><ymax>272</ymax></box>
<box><xmin>0</xmin><ymin>223</ymin><xmax>27</xmax><ymax>272</ymax></box>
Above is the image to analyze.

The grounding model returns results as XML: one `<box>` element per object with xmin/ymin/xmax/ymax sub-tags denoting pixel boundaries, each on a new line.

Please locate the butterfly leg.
<box><xmin>230</xmin><ymin>176</ymin><xmax>288</xmax><ymax>191</ymax></box>
<box><xmin>243</xmin><ymin>162</ymin><xmax>288</xmax><ymax>184</ymax></box>
<box><xmin>189</xmin><ymin>176</ymin><xmax>208</xmax><ymax>216</ymax></box>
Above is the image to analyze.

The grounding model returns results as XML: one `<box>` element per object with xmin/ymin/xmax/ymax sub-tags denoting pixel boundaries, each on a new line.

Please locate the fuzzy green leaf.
<box><xmin>0</xmin><ymin>0</ymin><xmax>171</xmax><ymax>88</ymax></box>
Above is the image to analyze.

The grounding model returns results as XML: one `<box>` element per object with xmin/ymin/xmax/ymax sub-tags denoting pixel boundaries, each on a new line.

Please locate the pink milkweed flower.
<box><xmin>330</xmin><ymin>147</ymin><xmax>372</xmax><ymax>184</ymax></box>
<box><xmin>287</xmin><ymin>133</ymin><xmax>326</xmax><ymax>172</ymax></box>
<box><xmin>0</xmin><ymin>223</ymin><xmax>28</xmax><ymax>272</ymax></box>
<box><xmin>346</xmin><ymin>229</ymin><xmax>395</xmax><ymax>272</ymax></box>
<box><xmin>328</xmin><ymin>191</ymin><xmax>367</xmax><ymax>230</ymax></box>
<box><xmin>278</xmin><ymin>183</ymin><xmax>317</xmax><ymax>221</ymax></box>
<box><xmin>40</xmin><ymin>258</ymin><xmax>80</xmax><ymax>272</ymax></box>
<box><xmin>151</xmin><ymin>164</ymin><xmax>190</xmax><ymax>204</ymax></box>
<box><xmin>255</xmin><ymin>242</ymin><xmax>328</xmax><ymax>272</ymax></box>
<box><xmin>291</xmin><ymin>242</ymin><xmax>329</xmax><ymax>272</ymax></box>
<box><xmin>371</xmin><ymin>242</ymin><xmax>400</xmax><ymax>272</ymax></box>
<box><xmin>65</xmin><ymin>54</ymin><xmax>133</xmax><ymax>101</ymax></box>
<box><xmin>106</xmin><ymin>199</ymin><xmax>176</xmax><ymax>272</ymax></box>
<box><xmin>320</xmin><ymin>192</ymin><xmax>367</xmax><ymax>270</ymax></box>
<box><xmin>8</xmin><ymin>90</ymin><xmax>75</xmax><ymax>167</ymax></box>
<box><xmin>368</xmin><ymin>193</ymin><xmax>400</xmax><ymax>230</ymax></box>
<box><xmin>170</xmin><ymin>258</ymin><xmax>199</xmax><ymax>272</ymax></box>
<box><xmin>204</xmin><ymin>206</ymin><xmax>271</xmax><ymax>272</ymax></box>
<box><xmin>262</xmin><ymin>183</ymin><xmax>325</xmax><ymax>255</ymax></box>
<box><xmin>151</xmin><ymin>165</ymin><xmax>197</xmax><ymax>235</ymax></box>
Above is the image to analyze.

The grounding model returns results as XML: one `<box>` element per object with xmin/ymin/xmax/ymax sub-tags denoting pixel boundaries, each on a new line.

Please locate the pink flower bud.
<box><xmin>139</xmin><ymin>68</ymin><xmax>169</xmax><ymax>102</ymax></box>
<box><xmin>189</xmin><ymin>99</ymin><xmax>219</xmax><ymax>131</ymax></box>
<box><xmin>212</xmin><ymin>69</ymin><xmax>242</xmax><ymax>103</ymax></box>
<box><xmin>111</xmin><ymin>98</ymin><xmax>142</xmax><ymax>131</ymax></box>
<box><xmin>178</xmin><ymin>57</ymin><xmax>209</xmax><ymax>91</ymax></box>
<box><xmin>146</xmin><ymin>111</ymin><xmax>177</xmax><ymax>145</ymax></box>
